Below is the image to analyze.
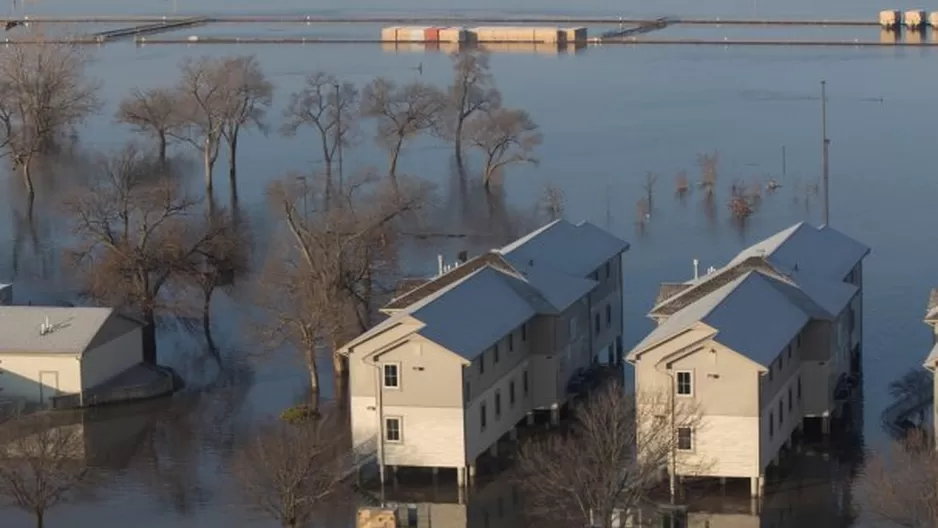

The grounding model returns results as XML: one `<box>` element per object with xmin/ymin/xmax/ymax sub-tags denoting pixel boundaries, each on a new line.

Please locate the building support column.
<box><xmin>550</xmin><ymin>403</ymin><xmax>560</xmax><ymax>426</ymax></box>
<box><xmin>431</xmin><ymin>467</ymin><xmax>439</xmax><ymax>488</ymax></box>
<box><xmin>615</xmin><ymin>335</ymin><xmax>624</xmax><ymax>365</ymax></box>
<box><xmin>821</xmin><ymin>415</ymin><xmax>831</xmax><ymax>436</ymax></box>
<box><xmin>749</xmin><ymin>476</ymin><xmax>764</xmax><ymax>498</ymax></box>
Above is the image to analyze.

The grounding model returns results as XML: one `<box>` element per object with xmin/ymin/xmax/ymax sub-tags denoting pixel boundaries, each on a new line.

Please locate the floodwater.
<box><xmin>1</xmin><ymin>0</ymin><xmax>938</xmax><ymax>526</ymax></box>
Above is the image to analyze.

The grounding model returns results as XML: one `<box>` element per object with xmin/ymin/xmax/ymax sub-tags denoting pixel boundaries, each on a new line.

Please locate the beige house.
<box><xmin>339</xmin><ymin>219</ymin><xmax>629</xmax><ymax>487</ymax></box>
<box><xmin>0</xmin><ymin>306</ymin><xmax>144</xmax><ymax>407</ymax></box>
<box><xmin>627</xmin><ymin>223</ymin><xmax>868</xmax><ymax>498</ymax></box>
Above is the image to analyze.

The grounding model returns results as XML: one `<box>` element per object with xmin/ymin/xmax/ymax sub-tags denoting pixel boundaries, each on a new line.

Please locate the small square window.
<box><xmin>385</xmin><ymin>417</ymin><xmax>402</xmax><ymax>443</ymax></box>
<box><xmin>383</xmin><ymin>364</ymin><xmax>399</xmax><ymax>389</ymax></box>
<box><xmin>676</xmin><ymin>371</ymin><xmax>692</xmax><ymax>396</ymax></box>
<box><xmin>677</xmin><ymin>427</ymin><xmax>693</xmax><ymax>451</ymax></box>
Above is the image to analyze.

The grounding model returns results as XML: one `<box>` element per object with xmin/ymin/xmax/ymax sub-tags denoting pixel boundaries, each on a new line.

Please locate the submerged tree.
<box><xmin>233</xmin><ymin>415</ymin><xmax>350</xmax><ymax>528</ymax></box>
<box><xmin>65</xmin><ymin>144</ymin><xmax>230</xmax><ymax>364</ymax></box>
<box><xmin>441</xmin><ymin>50</ymin><xmax>501</xmax><ymax>177</ymax></box>
<box><xmin>0</xmin><ymin>40</ymin><xmax>99</xmax><ymax>206</ymax></box>
<box><xmin>174</xmin><ymin>57</ymin><xmax>229</xmax><ymax>194</ymax></box>
<box><xmin>218</xmin><ymin>55</ymin><xmax>273</xmax><ymax>199</ymax></box>
<box><xmin>360</xmin><ymin>78</ymin><xmax>444</xmax><ymax>187</ymax></box>
<box><xmin>515</xmin><ymin>383</ymin><xmax>703</xmax><ymax>528</ymax></box>
<box><xmin>281</xmin><ymin>72</ymin><xmax>359</xmax><ymax>194</ymax></box>
<box><xmin>0</xmin><ymin>416</ymin><xmax>94</xmax><ymax>528</ymax></box>
<box><xmin>859</xmin><ymin>433</ymin><xmax>938</xmax><ymax>527</ymax></box>
<box><xmin>115</xmin><ymin>87</ymin><xmax>184</xmax><ymax>164</ymax></box>
<box><xmin>463</xmin><ymin>107</ymin><xmax>541</xmax><ymax>192</ymax></box>
<box><xmin>256</xmin><ymin>172</ymin><xmax>430</xmax><ymax>405</ymax></box>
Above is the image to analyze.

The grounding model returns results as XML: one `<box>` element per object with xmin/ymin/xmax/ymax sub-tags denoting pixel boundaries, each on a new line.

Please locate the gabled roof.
<box><xmin>383</xmin><ymin>252</ymin><xmax>517</xmax><ymax>311</ymax></box>
<box><xmin>727</xmin><ymin>222</ymin><xmax>870</xmax><ymax>280</ymax></box>
<box><xmin>0</xmin><ymin>306</ymin><xmax>140</xmax><ymax>356</ymax></box>
<box><xmin>630</xmin><ymin>272</ymin><xmax>810</xmax><ymax>368</ymax></box>
<box><xmin>496</xmin><ymin>219</ymin><xmax>630</xmax><ymax>278</ymax></box>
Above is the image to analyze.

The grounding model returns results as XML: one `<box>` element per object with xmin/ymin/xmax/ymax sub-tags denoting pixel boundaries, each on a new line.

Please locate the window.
<box><xmin>523</xmin><ymin>370</ymin><xmax>529</xmax><ymax>396</ymax></box>
<box><xmin>787</xmin><ymin>344</ymin><xmax>792</xmax><ymax>360</ymax></box>
<box><xmin>605</xmin><ymin>261</ymin><xmax>611</xmax><ymax>278</ymax></box>
<box><xmin>677</xmin><ymin>427</ymin><xmax>693</xmax><ymax>451</ymax></box>
<box><xmin>495</xmin><ymin>390</ymin><xmax>502</xmax><ymax>419</ymax></box>
<box><xmin>385</xmin><ymin>417</ymin><xmax>402</xmax><ymax>442</ymax></box>
<box><xmin>676</xmin><ymin>371</ymin><xmax>692</xmax><ymax>396</ymax></box>
<box><xmin>797</xmin><ymin>334</ymin><xmax>802</xmax><ymax>348</ymax></box>
<box><xmin>594</xmin><ymin>314</ymin><xmax>600</xmax><ymax>335</ymax></box>
<box><xmin>768</xmin><ymin>365</ymin><xmax>773</xmax><ymax>382</ymax></box>
<box><xmin>606</xmin><ymin>304</ymin><xmax>612</xmax><ymax>325</ymax></box>
<box><xmin>797</xmin><ymin>376</ymin><xmax>802</xmax><ymax>401</ymax></box>
<box><xmin>383</xmin><ymin>364</ymin><xmax>400</xmax><ymax>389</ymax></box>
<box><xmin>465</xmin><ymin>381</ymin><xmax>471</xmax><ymax>400</ymax></box>
<box><xmin>480</xmin><ymin>402</ymin><xmax>487</xmax><ymax>431</ymax></box>
<box><xmin>569</xmin><ymin>317</ymin><xmax>578</xmax><ymax>339</ymax></box>
<box><xmin>509</xmin><ymin>333</ymin><xmax>514</xmax><ymax>352</ymax></box>
<box><xmin>779</xmin><ymin>400</ymin><xmax>784</xmax><ymax>425</ymax></box>
<box><xmin>779</xmin><ymin>354</ymin><xmax>783</xmax><ymax>371</ymax></box>
<box><xmin>522</xmin><ymin>323</ymin><xmax>528</xmax><ymax>342</ymax></box>
<box><xmin>788</xmin><ymin>387</ymin><xmax>793</xmax><ymax>411</ymax></box>
<box><xmin>494</xmin><ymin>343</ymin><xmax>500</xmax><ymax>363</ymax></box>
<box><xmin>590</xmin><ymin>271</ymin><xmax>598</xmax><ymax>281</ymax></box>
<box><xmin>509</xmin><ymin>381</ymin><xmax>516</xmax><ymax>406</ymax></box>
<box><xmin>479</xmin><ymin>354</ymin><xmax>485</xmax><ymax>375</ymax></box>
<box><xmin>769</xmin><ymin>412</ymin><xmax>774</xmax><ymax>439</ymax></box>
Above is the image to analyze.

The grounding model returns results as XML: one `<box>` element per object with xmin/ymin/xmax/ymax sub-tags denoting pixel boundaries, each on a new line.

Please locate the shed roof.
<box><xmin>496</xmin><ymin>219</ymin><xmax>630</xmax><ymax>278</ymax></box>
<box><xmin>0</xmin><ymin>306</ymin><xmax>137</xmax><ymax>355</ymax></box>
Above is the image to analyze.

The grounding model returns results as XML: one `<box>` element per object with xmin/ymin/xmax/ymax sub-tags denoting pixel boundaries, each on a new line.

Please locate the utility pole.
<box><xmin>334</xmin><ymin>83</ymin><xmax>344</xmax><ymax>191</ymax></box>
<box><xmin>821</xmin><ymin>80</ymin><xmax>830</xmax><ymax>226</ymax></box>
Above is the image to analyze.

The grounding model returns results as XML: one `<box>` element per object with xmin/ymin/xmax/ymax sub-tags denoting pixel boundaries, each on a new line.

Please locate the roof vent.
<box><xmin>457</xmin><ymin>251</ymin><xmax>468</xmax><ymax>263</ymax></box>
<box><xmin>38</xmin><ymin>316</ymin><xmax>52</xmax><ymax>336</ymax></box>
<box><xmin>707</xmin><ymin>266</ymin><xmax>717</xmax><ymax>275</ymax></box>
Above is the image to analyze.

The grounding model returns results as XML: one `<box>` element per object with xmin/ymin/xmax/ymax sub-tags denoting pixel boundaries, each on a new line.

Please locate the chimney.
<box><xmin>693</xmin><ymin>259</ymin><xmax>699</xmax><ymax>280</ymax></box>
<box><xmin>437</xmin><ymin>254</ymin><xmax>444</xmax><ymax>276</ymax></box>
<box><xmin>457</xmin><ymin>250</ymin><xmax>468</xmax><ymax>264</ymax></box>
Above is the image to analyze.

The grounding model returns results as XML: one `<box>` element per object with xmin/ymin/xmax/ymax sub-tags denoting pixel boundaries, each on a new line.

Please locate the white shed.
<box><xmin>0</xmin><ymin>306</ymin><xmax>144</xmax><ymax>407</ymax></box>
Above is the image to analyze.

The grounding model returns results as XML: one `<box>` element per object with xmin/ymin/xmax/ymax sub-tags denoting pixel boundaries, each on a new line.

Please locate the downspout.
<box><xmin>665</xmin><ymin>366</ymin><xmax>677</xmax><ymax>506</ymax></box>
<box><xmin>369</xmin><ymin>356</ymin><xmax>386</xmax><ymax>504</ymax></box>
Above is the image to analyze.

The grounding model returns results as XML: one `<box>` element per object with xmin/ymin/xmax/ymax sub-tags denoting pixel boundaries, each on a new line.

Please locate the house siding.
<box><xmin>465</xmin><ymin>359</ymin><xmax>531</xmax><ymax>462</ymax></box>
<box><xmin>678</xmin><ymin>415</ymin><xmax>760</xmax><ymax>478</ymax></box>
<box><xmin>380</xmin><ymin>405</ymin><xmax>466</xmax><ymax>468</ymax></box>
<box><xmin>81</xmin><ymin>326</ymin><xmax>143</xmax><ymax>390</ymax></box>
<box><xmin>759</xmin><ymin>367</ymin><xmax>803</xmax><ymax>473</ymax></box>
<box><xmin>588</xmin><ymin>254</ymin><xmax>623</xmax><ymax>363</ymax></box>
<box><xmin>0</xmin><ymin>354</ymin><xmax>81</xmax><ymax>404</ymax></box>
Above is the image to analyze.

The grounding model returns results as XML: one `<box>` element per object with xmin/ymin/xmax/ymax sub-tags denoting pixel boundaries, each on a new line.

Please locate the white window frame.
<box><xmin>677</xmin><ymin>427</ymin><xmax>694</xmax><ymax>451</ymax></box>
<box><xmin>675</xmin><ymin>370</ymin><xmax>693</xmax><ymax>397</ymax></box>
<box><xmin>384</xmin><ymin>416</ymin><xmax>403</xmax><ymax>443</ymax></box>
<box><xmin>382</xmin><ymin>362</ymin><xmax>401</xmax><ymax>390</ymax></box>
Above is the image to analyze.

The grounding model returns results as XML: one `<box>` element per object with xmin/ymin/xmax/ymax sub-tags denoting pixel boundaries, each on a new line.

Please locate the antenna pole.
<box><xmin>821</xmin><ymin>80</ymin><xmax>830</xmax><ymax>226</ymax></box>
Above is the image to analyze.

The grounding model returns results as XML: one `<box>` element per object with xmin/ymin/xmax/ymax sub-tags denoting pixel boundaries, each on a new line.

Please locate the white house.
<box><xmin>0</xmin><ymin>306</ymin><xmax>145</xmax><ymax>407</ymax></box>
<box><xmin>339</xmin><ymin>219</ymin><xmax>629</xmax><ymax>487</ymax></box>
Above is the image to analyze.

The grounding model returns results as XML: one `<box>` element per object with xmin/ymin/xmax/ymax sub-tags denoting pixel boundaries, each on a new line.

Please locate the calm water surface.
<box><xmin>1</xmin><ymin>0</ymin><xmax>936</xmax><ymax>526</ymax></box>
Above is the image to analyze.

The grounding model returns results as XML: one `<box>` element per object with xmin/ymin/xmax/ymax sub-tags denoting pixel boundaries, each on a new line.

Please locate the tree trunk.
<box><xmin>158</xmin><ymin>132</ymin><xmax>167</xmax><ymax>165</ymax></box>
<box><xmin>227</xmin><ymin>133</ymin><xmax>238</xmax><ymax>201</ymax></box>
<box><xmin>388</xmin><ymin>136</ymin><xmax>405</xmax><ymax>189</ymax></box>
<box><xmin>307</xmin><ymin>347</ymin><xmax>320</xmax><ymax>392</ymax></box>
<box><xmin>202</xmin><ymin>286</ymin><xmax>219</xmax><ymax>364</ymax></box>
<box><xmin>332</xmin><ymin>350</ymin><xmax>348</xmax><ymax>380</ymax></box>
<box><xmin>21</xmin><ymin>161</ymin><xmax>34</xmax><ymax>204</ymax></box>
<box><xmin>203</xmin><ymin>141</ymin><xmax>214</xmax><ymax>195</ymax></box>
<box><xmin>454</xmin><ymin>120</ymin><xmax>466</xmax><ymax>180</ymax></box>
<box><xmin>142</xmin><ymin>307</ymin><xmax>157</xmax><ymax>365</ymax></box>
<box><xmin>35</xmin><ymin>509</ymin><xmax>43</xmax><ymax>528</ymax></box>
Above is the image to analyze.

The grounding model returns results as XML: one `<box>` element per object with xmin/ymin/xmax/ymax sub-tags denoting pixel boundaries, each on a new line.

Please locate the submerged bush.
<box><xmin>280</xmin><ymin>404</ymin><xmax>320</xmax><ymax>424</ymax></box>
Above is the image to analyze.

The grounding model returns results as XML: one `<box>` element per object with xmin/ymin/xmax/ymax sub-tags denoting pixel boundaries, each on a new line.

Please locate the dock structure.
<box><xmin>91</xmin><ymin>16</ymin><xmax>208</xmax><ymax>42</ymax></box>
<box><xmin>600</xmin><ymin>16</ymin><xmax>672</xmax><ymax>39</ymax></box>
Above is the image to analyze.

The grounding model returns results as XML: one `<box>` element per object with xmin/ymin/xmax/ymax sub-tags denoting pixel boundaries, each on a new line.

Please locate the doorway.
<box><xmin>38</xmin><ymin>370</ymin><xmax>59</xmax><ymax>407</ymax></box>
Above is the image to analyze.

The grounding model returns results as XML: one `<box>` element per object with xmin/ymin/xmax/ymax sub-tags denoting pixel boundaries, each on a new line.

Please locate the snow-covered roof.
<box><xmin>631</xmin><ymin>272</ymin><xmax>811</xmax><ymax>368</ymax></box>
<box><xmin>496</xmin><ymin>219</ymin><xmax>630</xmax><ymax>278</ymax></box>
<box><xmin>0</xmin><ymin>306</ymin><xmax>136</xmax><ymax>355</ymax></box>
<box><xmin>728</xmin><ymin>222</ymin><xmax>869</xmax><ymax>280</ymax></box>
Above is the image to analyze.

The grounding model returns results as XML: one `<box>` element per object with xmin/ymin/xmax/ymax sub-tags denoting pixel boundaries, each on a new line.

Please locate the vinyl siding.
<box><xmin>81</xmin><ymin>327</ymin><xmax>143</xmax><ymax>390</ymax></box>
<box><xmin>678</xmin><ymin>415</ymin><xmax>760</xmax><ymax>478</ymax></box>
<box><xmin>0</xmin><ymin>354</ymin><xmax>81</xmax><ymax>403</ymax></box>
<box><xmin>760</xmin><ymin>368</ymin><xmax>803</xmax><ymax>472</ymax></box>
<box><xmin>465</xmin><ymin>359</ymin><xmax>530</xmax><ymax>462</ymax></box>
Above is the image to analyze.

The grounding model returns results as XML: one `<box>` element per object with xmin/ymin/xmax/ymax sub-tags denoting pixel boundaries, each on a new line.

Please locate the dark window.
<box><xmin>787</xmin><ymin>344</ymin><xmax>792</xmax><ymax>360</ymax></box>
<box><xmin>798</xmin><ymin>376</ymin><xmax>802</xmax><ymax>401</ymax></box>
<box><xmin>676</xmin><ymin>371</ymin><xmax>692</xmax><ymax>395</ymax></box>
<box><xmin>509</xmin><ymin>333</ymin><xmax>514</xmax><ymax>352</ymax></box>
<box><xmin>779</xmin><ymin>354</ymin><xmax>784</xmax><ymax>371</ymax></box>
<box><xmin>677</xmin><ymin>427</ymin><xmax>693</xmax><ymax>450</ymax></box>
<box><xmin>385</xmin><ymin>418</ymin><xmax>402</xmax><ymax>442</ymax></box>
<box><xmin>523</xmin><ymin>370</ymin><xmax>529</xmax><ymax>395</ymax></box>
<box><xmin>465</xmin><ymin>381</ymin><xmax>471</xmax><ymax>400</ymax></box>
<box><xmin>590</xmin><ymin>271</ymin><xmax>599</xmax><ymax>281</ymax></box>
<box><xmin>383</xmin><ymin>364</ymin><xmax>399</xmax><ymax>388</ymax></box>
<box><xmin>779</xmin><ymin>400</ymin><xmax>784</xmax><ymax>424</ymax></box>
<box><xmin>788</xmin><ymin>387</ymin><xmax>793</xmax><ymax>411</ymax></box>
<box><xmin>769</xmin><ymin>412</ymin><xmax>774</xmax><ymax>438</ymax></box>
<box><xmin>495</xmin><ymin>391</ymin><xmax>502</xmax><ymax>419</ymax></box>
<box><xmin>494</xmin><ymin>343</ymin><xmax>500</xmax><ymax>363</ymax></box>
<box><xmin>479</xmin><ymin>354</ymin><xmax>485</xmax><ymax>375</ymax></box>
<box><xmin>605</xmin><ymin>261</ymin><xmax>611</xmax><ymax>278</ymax></box>
<box><xmin>509</xmin><ymin>381</ymin><xmax>516</xmax><ymax>406</ymax></box>
<box><xmin>522</xmin><ymin>323</ymin><xmax>528</xmax><ymax>341</ymax></box>
<box><xmin>769</xmin><ymin>365</ymin><xmax>773</xmax><ymax>382</ymax></box>
<box><xmin>481</xmin><ymin>402</ymin><xmax>487</xmax><ymax>431</ymax></box>
<box><xmin>606</xmin><ymin>304</ymin><xmax>612</xmax><ymax>325</ymax></box>
<box><xmin>594</xmin><ymin>313</ymin><xmax>601</xmax><ymax>335</ymax></box>
<box><xmin>797</xmin><ymin>334</ymin><xmax>802</xmax><ymax>348</ymax></box>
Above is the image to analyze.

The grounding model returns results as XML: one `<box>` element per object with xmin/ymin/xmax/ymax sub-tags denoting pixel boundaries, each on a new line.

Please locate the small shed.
<box><xmin>0</xmin><ymin>306</ymin><xmax>144</xmax><ymax>407</ymax></box>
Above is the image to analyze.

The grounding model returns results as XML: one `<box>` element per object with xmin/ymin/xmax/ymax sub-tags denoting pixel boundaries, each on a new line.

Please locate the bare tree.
<box><xmin>674</xmin><ymin>170</ymin><xmax>690</xmax><ymax>198</ymax></box>
<box><xmin>889</xmin><ymin>368</ymin><xmax>932</xmax><ymax>402</ymax></box>
<box><xmin>0</xmin><ymin>40</ymin><xmax>99</xmax><ymax>206</ymax></box>
<box><xmin>360</xmin><ymin>78</ymin><xmax>444</xmax><ymax>187</ymax></box>
<box><xmin>0</xmin><ymin>416</ymin><xmax>93</xmax><ymax>528</ymax></box>
<box><xmin>233</xmin><ymin>415</ymin><xmax>350</xmax><ymax>528</ymax></box>
<box><xmin>256</xmin><ymin>172</ymin><xmax>430</xmax><ymax>403</ymax></box>
<box><xmin>464</xmin><ymin>108</ymin><xmax>541</xmax><ymax>192</ymax></box>
<box><xmin>697</xmin><ymin>151</ymin><xmax>719</xmax><ymax>196</ymax></box>
<box><xmin>515</xmin><ymin>383</ymin><xmax>702</xmax><ymax>528</ymax></box>
<box><xmin>643</xmin><ymin>172</ymin><xmax>659</xmax><ymax>213</ymax></box>
<box><xmin>281</xmin><ymin>72</ymin><xmax>359</xmax><ymax>194</ymax></box>
<box><xmin>115</xmin><ymin>87</ymin><xmax>184</xmax><ymax>164</ymax></box>
<box><xmin>442</xmin><ymin>50</ymin><xmax>502</xmax><ymax>177</ymax></box>
<box><xmin>538</xmin><ymin>182</ymin><xmax>565</xmax><ymax>220</ymax></box>
<box><xmin>65</xmin><ymin>144</ymin><xmax>228</xmax><ymax>364</ymax></box>
<box><xmin>858</xmin><ymin>433</ymin><xmax>938</xmax><ymax>527</ymax></box>
<box><xmin>728</xmin><ymin>178</ymin><xmax>755</xmax><ymax>221</ymax></box>
<box><xmin>218</xmin><ymin>55</ymin><xmax>273</xmax><ymax>199</ymax></box>
<box><xmin>174</xmin><ymin>57</ymin><xmax>229</xmax><ymax>194</ymax></box>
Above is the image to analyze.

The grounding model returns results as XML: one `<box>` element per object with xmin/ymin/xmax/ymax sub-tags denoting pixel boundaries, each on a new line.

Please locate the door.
<box><xmin>38</xmin><ymin>371</ymin><xmax>59</xmax><ymax>407</ymax></box>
